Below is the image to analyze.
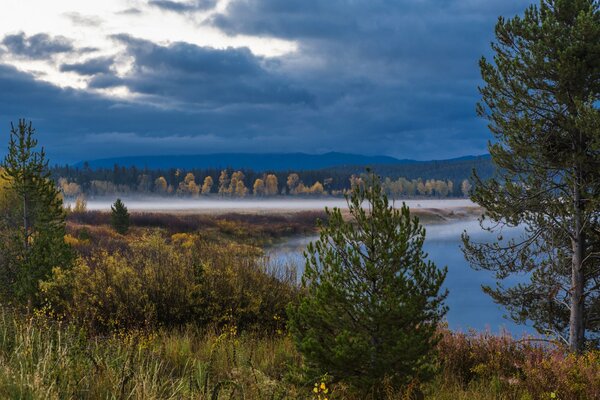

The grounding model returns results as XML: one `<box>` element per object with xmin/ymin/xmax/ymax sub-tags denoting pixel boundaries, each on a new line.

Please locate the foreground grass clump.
<box><xmin>0</xmin><ymin>308</ymin><xmax>301</xmax><ymax>399</ymax></box>
<box><xmin>0</xmin><ymin>308</ymin><xmax>597</xmax><ymax>399</ymax></box>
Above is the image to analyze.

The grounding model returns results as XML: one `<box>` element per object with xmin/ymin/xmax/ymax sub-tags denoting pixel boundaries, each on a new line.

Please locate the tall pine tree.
<box><xmin>462</xmin><ymin>0</ymin><xmax>600</xmax><ymax>351</ymax></box>
<box><xmin>0</xmin><ymin>120</ymin><xmax>72</xmax><ymax>304</ymax></box>
<box><xmin>288</xmin><ymin>173</ymin><xmax>447</xmax><ymax>398</ymax></box>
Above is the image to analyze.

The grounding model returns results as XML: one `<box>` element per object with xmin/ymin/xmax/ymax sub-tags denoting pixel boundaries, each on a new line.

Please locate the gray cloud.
<box><xmin>63</xmin><ymin>12</ymin><xmax>104</xmax><ymax>27</ymax></box>
<box><xmin>1</xmin><ymin>32</ymin><xmax>74</xmax><ymax>59</ymax></box>
<box><xmin>60</xmin><ymin>57</ymin><xmax>115</xmax><ymax>75</ymax></box>
<box><xmin>90</xmin><ymin>34</ymin><xmax>315</xmax><ymax>107</ymax></box>
<box><xmin>148</xmin><ymin>0</ymin><xmax>218</xmax><ymax>13</ymax></box>
<box><xmin>117</xmin><ymin>8</ymin><xmax>143</xmax><ymax>15</ymax></box>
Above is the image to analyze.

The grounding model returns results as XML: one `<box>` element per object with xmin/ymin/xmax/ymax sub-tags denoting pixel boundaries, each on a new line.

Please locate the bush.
<box><xmin>436</xmin><ymin>329</ymin><xmax>600</xmax><ymax>400</ymax></box>
<box><xmin>193</xmin><ymin>238</ymin><xmax>298</xmax><ymax>332</ymax></box>
<box><xmin>41</xmin><ymin>233</ymin><xmax>298</xmax><ymax>334</ymax></box>
<box><xmin>41</xmin><ymin>234</ymin><xmax>203</xmax><ymax>332</ymax></box>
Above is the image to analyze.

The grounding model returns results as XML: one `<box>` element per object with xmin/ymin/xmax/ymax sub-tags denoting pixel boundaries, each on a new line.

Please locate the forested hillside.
<box><xmin>53</xmin><ymin>154</ymin><xmax>494</xmax><ymax>198</ymax></box>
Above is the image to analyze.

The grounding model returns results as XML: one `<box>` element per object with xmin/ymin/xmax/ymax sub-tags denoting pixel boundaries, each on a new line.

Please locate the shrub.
<box><xmin>193</xmin><ymin>238</ymin><xmax>298</xmax><ymax>332</ymax></box>
<box><xmin>41</xmin><ymin>233</ymin><xmax>203</xmax><ymax>332</ymax></box>
<box><xmin>41</xmin><ymin>233</ymin><xmax>298</xmax><ymax>334</ymax></box>
<box><xmin>436</xmin><ymin>329</ymin><xmax>600</xmax><ymax>400</ymax></box>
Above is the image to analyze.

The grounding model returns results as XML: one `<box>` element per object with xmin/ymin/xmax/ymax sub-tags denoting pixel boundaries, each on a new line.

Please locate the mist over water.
<box><xmin>74</xmin><ymin>197</ymin><xmax>476</xmax><ymax>212</ymax></box>
<box><xmin>268</xmin><ymin>219</ymin><xmax>534</xmax><ymax>336</ymax></box>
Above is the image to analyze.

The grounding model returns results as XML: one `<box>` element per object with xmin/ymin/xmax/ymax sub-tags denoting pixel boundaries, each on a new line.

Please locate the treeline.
<box><xmin>52</xmin><ymin>163</ymin><xmax>473</xmax><ymax>198</ymax></box>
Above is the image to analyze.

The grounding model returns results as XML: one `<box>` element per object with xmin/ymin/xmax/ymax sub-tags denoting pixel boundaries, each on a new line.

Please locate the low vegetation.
<box><xmin>0</xmin><ymin>308</ymin><xmax>596</xmax><ymax>399</ymax></box>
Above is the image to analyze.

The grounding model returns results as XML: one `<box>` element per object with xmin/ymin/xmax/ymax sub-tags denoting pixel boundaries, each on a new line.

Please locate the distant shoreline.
<box><xmin>66</xmin><ymin>197</ymin><xmax>482</xmax><ymax>223</ymax></box>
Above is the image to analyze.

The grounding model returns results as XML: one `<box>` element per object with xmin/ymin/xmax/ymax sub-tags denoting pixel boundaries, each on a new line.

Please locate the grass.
<box><xmin>0</xmin><ymin>308</ymin><xmax>300</xmax><ymax>399</ymax></box>
<box><xmin>0</xmin><ymin>308</ymin><xmax>598</xmax><ymax>400</ymax></box>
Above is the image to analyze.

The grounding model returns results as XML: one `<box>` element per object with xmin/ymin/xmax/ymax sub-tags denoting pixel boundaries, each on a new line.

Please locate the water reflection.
<box><xmin>267</xmin><ymin>219</ymin><xmax>536</xmax><ymax>336</ymax></box>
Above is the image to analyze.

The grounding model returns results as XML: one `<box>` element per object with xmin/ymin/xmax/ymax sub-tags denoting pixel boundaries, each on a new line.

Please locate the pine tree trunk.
<box><xmin>23</xmin><ymin>193</ymin><xmax>28</xmax><ymax>252</ymax></box>
<box><xmin>569</xmin><ymin>181</ymin><xmax>585</xmax><ymax>352</ymax></box>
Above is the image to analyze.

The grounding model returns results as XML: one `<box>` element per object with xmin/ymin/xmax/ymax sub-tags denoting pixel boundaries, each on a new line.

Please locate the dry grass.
<box><xmin>0</xmin><ymin>308</ymin><xmax>597</xmax><ymax>400</ymax></box>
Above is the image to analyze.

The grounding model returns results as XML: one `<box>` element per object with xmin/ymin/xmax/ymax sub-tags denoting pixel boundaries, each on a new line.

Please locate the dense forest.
<box><xmin>51</xmin><ymin>155</ymin><xmax>492</xmax><ymax>198</ymax></box>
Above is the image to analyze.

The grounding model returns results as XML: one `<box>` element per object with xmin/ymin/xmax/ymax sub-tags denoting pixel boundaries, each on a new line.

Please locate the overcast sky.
<box><xmin>0</xmin><ymin>0</ymin><xmax>531</xmax><ymax>163</ymax></box>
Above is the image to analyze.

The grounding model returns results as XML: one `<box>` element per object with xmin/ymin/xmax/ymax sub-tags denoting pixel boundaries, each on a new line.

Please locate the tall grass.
<box><xmin>0</xmin><ymin>308</ymin><xmax>301</xmax><ymax>399</ymax></box>
<box><xmin>0</xmin><ymin>308</ymin><xmax>597</xmax><ymax>399</ymax></box>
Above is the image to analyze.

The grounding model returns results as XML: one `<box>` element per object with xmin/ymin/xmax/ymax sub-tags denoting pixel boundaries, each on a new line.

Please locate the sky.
<box><xmin>0</xmin><ymin>0</ymin><xmax>531</xmax><ymax>164</ymax></box>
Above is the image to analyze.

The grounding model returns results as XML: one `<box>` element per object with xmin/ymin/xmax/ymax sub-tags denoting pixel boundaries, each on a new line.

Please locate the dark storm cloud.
<box><xmin>90</xmin><ymin>35</ymin><xmax>315</xmax><ymax>106</ymax></box>
<box><xmin>60</xmin><ymin>57</ymin><xmax>114</xmax><ymax>75</ymax></box>
<box><xmin>148</xmin><ymin>0</ymin><xmax>218</xmax><ymax>13</ymax></box>
<box><xmin>0</xmin><ymin>63</ymin><xmax>317</xmax><ymax>163</ymax></box>
<box><xmin>1</xmin><ymin>32</ymin><xmax>74</xmax><ymax>59</ymax></box>
<box><xmin>0</xmin><ymin>0</ymin><xmax>535</xmax><ymax>163</ymax></box>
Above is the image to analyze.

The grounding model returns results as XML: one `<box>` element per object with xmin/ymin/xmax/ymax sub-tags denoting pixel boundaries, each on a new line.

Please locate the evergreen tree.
<box><xmin>0</xmin><ymin>120</ymin><xmax>73</xmax><ymax>304</ymax></box>
<box><xmin>462</xmin><ymin>0</ymin><xmax>600</xmax><ymax>351</ymax></box>
<box><xmin>110</xmin><ymin>198</ymin><xmax>130</xmax><ymax>234</ymax></box>
<box><xmin>288</xmin><ymin>173</ymin><xmax>447</xmax><ymax>397</ymax></box>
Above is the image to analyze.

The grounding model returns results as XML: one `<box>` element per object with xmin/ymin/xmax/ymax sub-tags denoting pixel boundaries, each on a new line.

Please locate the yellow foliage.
<box><xmin>265</xmin><ymin>174</ymin><xmax>278</xmax><ymax>196</ymax></box>
<box><xmin>253</xmin><ymin>178</ymin><xmax>265</xmax><ymax>196</ymax></box>
<box><xmin>201</xmin><ymin>175</ymin><xmax>213</xmax><ymax>194</ymax></box>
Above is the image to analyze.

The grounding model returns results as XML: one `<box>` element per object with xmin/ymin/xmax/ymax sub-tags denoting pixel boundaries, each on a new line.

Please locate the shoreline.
<box><xmin>67</xmin><ymin>197</ymin><xmax>482</xmax><ymax>223</ymax></box>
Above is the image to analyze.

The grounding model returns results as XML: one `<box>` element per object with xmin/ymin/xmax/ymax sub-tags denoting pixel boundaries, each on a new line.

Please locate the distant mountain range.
<box><xmin>76</xmin><ymin>152</ymin><xmax>491</xmax><ymax>173</ymax></box>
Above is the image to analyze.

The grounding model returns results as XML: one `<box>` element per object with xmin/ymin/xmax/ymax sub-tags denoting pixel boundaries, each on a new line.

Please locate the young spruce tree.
<box><xmin>288</xmin><ymin>173</ymin><xmax>447</xmax><ymax>398</ymax></box>
<box><xmin>462</xmin><ymin>0</ymin><xmax>600</xmax><ymax>351</ymax></box>
<box><xmin>111</xmin><ymin>198</ymin><xmax>130</xmax><ymax>234</ymax></box>
<box><xmin>0</xmin><ymin>120</ymin><xmax>72</xmax><ymax>304</ymax></box>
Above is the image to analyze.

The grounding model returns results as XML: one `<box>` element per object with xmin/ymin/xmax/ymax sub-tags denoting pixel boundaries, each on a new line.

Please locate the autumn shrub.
<box><xmin>41</xmin><ymin>233</ymin><xmax>298</xmax><ymax>334</ymax></box>
<box><xmin>436</xmin><ymin>329</ymin><xmax>600</xmax><ymax>400</ymax></box>
<box><xmin>67</xmin><ymin>210</ymin><xmax>323</xmax><ymax>238</ymax></box>
<box><xmin>192</xmin><ymin>238</ymin><xmax>299</xmax><ymax>332</ymax></box>
<box><xmin>437</xmin><ymin>329</ymin><xmax>528</xmax><ymax>387</ymax></box>
<box><xmin>41</xmin><ymin>233</ymin><xmax>204</xmax><ymax>332</ymax></box>
<box><xmin>66</xmin><ymin>223</ymin><xmax>130</xmax><ymax>256</ymax></box>
<box><xmin>519</xmin><ymin>349</ymin><xmax>600</xmax><ymax>400</ymax></box>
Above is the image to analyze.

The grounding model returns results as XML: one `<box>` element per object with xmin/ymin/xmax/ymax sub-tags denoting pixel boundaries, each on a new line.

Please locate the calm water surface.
<box><xmin>268</xmin><ymin>219</ymin><xmax>535</xmax><ymax>336</ymax></box>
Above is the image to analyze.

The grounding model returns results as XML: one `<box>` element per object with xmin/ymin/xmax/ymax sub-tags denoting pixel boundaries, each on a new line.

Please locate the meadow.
<box><xmin>4</xmin><ymin>208</ymin><xmax>586</xmax><ymax>400</ymax></box>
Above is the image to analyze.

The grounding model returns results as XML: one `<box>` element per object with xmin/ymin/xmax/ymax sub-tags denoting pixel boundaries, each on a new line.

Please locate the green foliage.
<box><xmin>0</xmin><ymin>120</ymin><xmax>73</xmax><ymax>304</ymax></box>
<box><xmin>0</xmin><ymin>308</ymin><xmax>300</xmax><ymax>400</ymax></box>
<box><xmin>288</xmin><ymin>173</ymin><xmax>447</xmax><ymax>397</ymax></box>
<box><xmin>462</xmin><ymin>0</ymin><xmax>600</xmax><ymax>350</ymax></box>
<box><xmin>110</xmin><ymin>198</ymin><xmax>130</xmax><ymax>234</ymax></box>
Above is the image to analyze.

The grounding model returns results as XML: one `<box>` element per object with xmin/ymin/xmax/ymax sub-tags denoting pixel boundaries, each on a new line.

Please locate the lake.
<box><xmin>268</xmin><ymin>218</ymin><xmax>535</xmax><ymax>336</ymax></box>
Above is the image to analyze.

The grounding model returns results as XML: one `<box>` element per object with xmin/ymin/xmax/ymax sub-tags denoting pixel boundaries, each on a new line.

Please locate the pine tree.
<box><xmin>462</xmin><ymin>0</ymin><xmax>600</xmax><ymax>351</ymax></box>
<box><xmin>110</xmin><ymin>198</ymin><xmax>130</xmax><ymax>234</ymax></box>
<box><xmin>0</xmin><ymin>120</ymin><xmax>73</xmax><ymax>304</ymax></box>
<box><xmin>288</xmin><ymin>173</ymin><xmax>447</xmax><ymax>397</ymax></box>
